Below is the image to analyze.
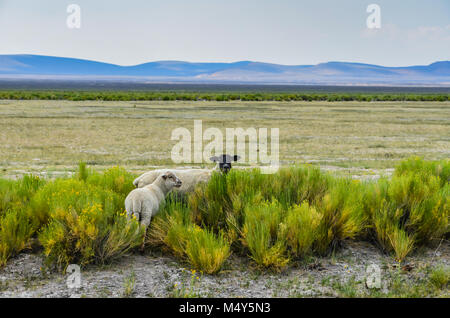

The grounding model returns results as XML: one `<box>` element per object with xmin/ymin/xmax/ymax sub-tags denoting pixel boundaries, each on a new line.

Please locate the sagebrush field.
<box><xmin>0</xmin><ymin>100</ymin><xmax>449</xmax><ymax>177</ymax></box>
<box><xmin>0</xmin><ymin>158</ymin><xmax>448</xmax><ymax>297</ymax></box>
<box><xmin>0</xmin><ymin>99</ymin><xmax>448</xmax><ymax>298</ymax></box>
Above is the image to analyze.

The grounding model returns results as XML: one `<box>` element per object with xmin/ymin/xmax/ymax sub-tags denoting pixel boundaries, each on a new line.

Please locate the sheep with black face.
<box><xmin>209</xmin><ymin>154</ymin><xmax>240</xmax><ymax>174</ymax></box>
<box><xmin>132</xmin><ymin>154</ymin><xmax>240</xmax><ymax>195</ymax></box>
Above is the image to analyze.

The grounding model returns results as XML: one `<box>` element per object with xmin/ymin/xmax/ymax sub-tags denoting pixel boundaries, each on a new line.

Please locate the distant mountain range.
<box><xmin>0</xmin><ymin>54</ymin><xmax>449</xmax><ymax>86</ymax></box>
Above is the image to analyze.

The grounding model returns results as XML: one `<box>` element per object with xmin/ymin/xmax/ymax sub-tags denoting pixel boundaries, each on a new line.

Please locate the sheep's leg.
<box><xmin>139</xmin><ymin>213</ymin><xmax>152</xmax><ymax>252</ymax></box>
<box><xmin>140</xmin><ymin>228</ymin><xmax>147</xmax><ymax>254</ymax></box>
<box><xmin>125</xmin><ymin>198</ymin><xmax>141</xmax><ymax>221</ymax></box>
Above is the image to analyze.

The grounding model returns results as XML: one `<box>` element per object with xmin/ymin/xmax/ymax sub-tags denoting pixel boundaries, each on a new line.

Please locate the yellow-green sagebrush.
<box><xmin>0</xmin><ymin>175</ymin><xmax>45</xmax><ymax>265</ymax></box>
<box><xmin>148</xmin><ymin>199</ymin><xmax>230</xmax><ymax>274</ymax></box>
<box><xmin>356</xmin><ymin>158</ymin><xmax>449</xmax><ymax>262</ymax></box>
<box><xmin>36</xmin><ymin>170</ymin><xmax>145</xmax><ymax>270</ymax></box>
<box><xmin>0</xmin><ymin>166</ymin><xmax>145</xmax><ymax>270</ymax></box>
<box><xmin>0</xmin><ymin>158</ymin><xmax>448</xmax><ymax>273</ymax></box>
<box><xmin>241</xmin><ymin>201</ymin><xmax>289</xmax><ymax>269</ymax></box>
<box><xmin>160</xmin><ymin>158</ymin><xmax>448</xmax><ymax>270</ymax></box>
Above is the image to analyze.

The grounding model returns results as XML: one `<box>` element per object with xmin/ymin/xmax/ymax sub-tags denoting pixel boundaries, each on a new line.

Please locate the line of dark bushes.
<box><xmin>0</xmin><ymin>90</ymin><xmax>448</xmax><ymax>102</ymax></box>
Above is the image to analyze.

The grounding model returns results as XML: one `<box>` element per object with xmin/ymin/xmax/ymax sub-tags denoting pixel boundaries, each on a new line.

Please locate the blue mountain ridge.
<box><xmin>0</xmin><ymin>54</ymin><xmax>449</xmax><ymax>85</ymax></box>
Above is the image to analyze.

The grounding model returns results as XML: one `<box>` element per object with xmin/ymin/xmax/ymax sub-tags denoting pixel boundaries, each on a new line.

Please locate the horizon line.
<box><xmin>2</xmin><ymin>53</ymin><xmax>449</xmax><ymax>69</ymax></box>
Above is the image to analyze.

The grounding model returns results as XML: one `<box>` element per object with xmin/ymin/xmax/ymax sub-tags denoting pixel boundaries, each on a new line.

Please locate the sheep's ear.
<box><xmin>234</xmin><ymin>155</ymin><xmax>240</xmax><ymax>162</ymax></box>
<box><xmin>162</xmin><ymin>174</ymin><xmax>168</xmax><ymax>180</ymax></box>
<box><xmin>210</xmin><ymin>156</ymin><xmax>219</xmax><ymax>162</ymax></box>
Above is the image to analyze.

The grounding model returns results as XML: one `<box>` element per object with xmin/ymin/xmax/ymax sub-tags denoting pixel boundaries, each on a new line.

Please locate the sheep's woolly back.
<box><xmin>133</xmin><ymin>169</ymin><xmax>212</xmax><ymax>194</ymax></box>
<box><xmin>125</xmin><ymin>175</ymin><xmax>172</xmax><ymax>227</ymax></box>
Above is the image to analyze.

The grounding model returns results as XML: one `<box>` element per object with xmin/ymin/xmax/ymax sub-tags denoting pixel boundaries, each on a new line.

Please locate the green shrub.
<box><xmin>149</xmin><ymin>198</ymin><xmax>230</xmax><ymax>273</ymax></box>
<box><xmin>388</xmin><ymin>173</ymin><xmax>447</xmax><ymax>244</ymax></box>
<box><xmin>0</xmin><ymin>157</ymin><xmax>447</xmax><ymax>269</ymax></box>
<box><xmin>387</xmin><ymin>225</ymin><xmax>415</xmax><ymax>262</ymax></box>
<box><xmin>429</xmin><ymin>265</ymin><xmax>450</xmax><ymax>289</ymax></box>
<box><xmin>360</xmin><ymin>179</ymin><xmax>389</xmax><ymax>237</ymax></box>
<box><xmin>0</xmin><ymin>175</ymin><xmax>45</xmax><ymax>266</ymax></box>
<box><xmin>282</xmin><ymin>201</ymin><xmax>322</xmax><ymax>257</ymax></box>
<box><xmin>372</xmin><ymin>202</ymin><xmax>400</xmax><ymax>253</ymax></box>
<box><xmin>0</xmin><ymin>208</ymin><xmax>36</xmax><ymax>266</ymax></box>
<box><xmin>30</xmin><ymin>178</ymin><xmax>121</xmax><ymax>227</ymax></box>
<box><xmin>0</xmin><ymin>179</ymin><xmax>17</xmax><ymax>215</ymax></box>
<box><xmin>187</xmin><ymin>161</ymin><xmax>446</xmax><ymax>264</ymax></box>
<box><xmin>395</xmin><ymin>157</ymin><xmax>449</xmax><ymax>187</ymax></box>
<box><xmin>406</xmin><ymin>184</ymin><xmax>448</xmax><ymax>245</ymax></box>
<box><xmin>225</xmin><ymin>169</ymin><xmax>266</xmax><ymax>217</ymax></box>
<box><xmin>0</xmin><ymin>175</ymin><xmax>45</xmax><ymax>216</ymax></box>
<box><xmin>39</xmin><ymin>202</ymin><xmax>144</xmax><ymax>270</ymax></box>
<box><xmin>36</xmin><ymin>179</ymin><xmax>143</xmax><ymax>270</ymax></box>
<box><xmin>86</xmin><ymin>166</ymin><xmax>136</xmax><ymax>197</ymax></box>
<box><xmin>1</xmin><ymin>90</ymin><xmax>447</xmax><ymax>102</ymax></box>
<box><xmin>314</xmin><ymin>179</ymin><xmax>367</xmax><ymax>254</ymax></box>
<box><xmin>369</xmin><ymin>171</ymin><xmax>448</xmax><ymax>260</ymax></box>
<box><xmin>76</xmin><ymin>162</ymin><xmax>90</xmax><ymax>182</ymax></box>
<box><xmin>188</xmin><ymin>166</ymin><xmax>331</xmax><ymax>233</ymax></box>
<box><xmin>185</xmin><ymin>227</ymin><xmax>230</xmax><ymax>274</ymax></box>
<box><xmin>188</xmin><ymin>172</ymin><xmax>230</xmax><ymax>231</ymax></box>
<box><xmin>16</xmin><ymin>175</ymin><xmax>46</xmax><ymax>203</ymax></box>
<box><xmin>241</xmin><ymin>201</ymin><xmax>289</xmax><ymax>269</ymax></box>
<box><xmin>149</xmin><ymin>196</ymin><xmax>195</xmax><ymax>256</ymax></box>
<box><xmin>268</xmin><ymin>166</ymin><xmax>331</xmax><ymax>208</ymax></box>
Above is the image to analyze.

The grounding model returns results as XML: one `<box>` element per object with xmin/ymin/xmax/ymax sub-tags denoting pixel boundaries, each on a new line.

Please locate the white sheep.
<box><xmin>133</xmin><ymin>155</ymin><xmax>240</xmax><ymax>195</ymax></box>
<box><xmin>133</xmin><ymin>168</ymin><xmax>211</xmax><ymax>195</ymax></box>
<box><xmin>125</xmin><ymin>171</ymin><xmax>182</xmax><ymax>249</ymax></box>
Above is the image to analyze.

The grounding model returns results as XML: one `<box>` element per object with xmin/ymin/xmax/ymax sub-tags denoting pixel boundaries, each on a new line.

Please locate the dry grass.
<box><xmin>0</xmin><ymin>100</ymin><xmax>449</xmax><ymax>177</ymax></box>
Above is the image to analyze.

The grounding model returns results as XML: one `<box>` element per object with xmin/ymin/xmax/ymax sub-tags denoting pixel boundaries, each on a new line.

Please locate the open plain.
<box><xmin>0</xmin><ymin>100</ymin><xmax>449</xmax><ymax>178</ymax></box>
<box><xmin>0</xmin><ymin>99</ymin><xmax>449</xmax><ymax>298</ymax></box>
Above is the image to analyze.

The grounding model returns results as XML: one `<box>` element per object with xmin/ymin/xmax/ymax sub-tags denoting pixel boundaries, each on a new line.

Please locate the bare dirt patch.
<box><xmin>1</xmin><ymin>241</ymin><xmax>448</xmax><ymax>298</ymax></box>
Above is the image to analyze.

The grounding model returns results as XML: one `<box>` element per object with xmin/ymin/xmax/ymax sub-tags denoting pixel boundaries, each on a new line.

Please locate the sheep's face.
<box><xmin>162</xmin><ymin>172</ymin><xmax>182</xmax><ymax>188</ymax></box>
<box><xmin>210</xmin><ymin>154</ymin><xmax>240</xmax><ymax>174</ymax></box>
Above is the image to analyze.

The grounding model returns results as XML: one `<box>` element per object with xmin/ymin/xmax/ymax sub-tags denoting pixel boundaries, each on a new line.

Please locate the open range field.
<box><xmin>0</xmin><ymin>99</ymin><xmax>449</xmax><ymax>298</ymax></box>
<box><xmin>0</xmin><ymin>100</ymin><xmax>449</xmax><ymax>178</ymax></box>
<box><xmin>0</xmin><ymin>160</ymin><xmax>449</xmax><ymax>298</ymax></box>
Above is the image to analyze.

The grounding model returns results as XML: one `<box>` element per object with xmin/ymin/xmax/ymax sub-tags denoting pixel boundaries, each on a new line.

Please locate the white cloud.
<box><xmin>362</xmin><ymin>23</ymin><xmax>450</xmax><ymax>42</ymax></box>
<box><xmin>361</xmin><ymin>23</ymin><xmax>401</xmax><ymax>40</ymax></box>
<box><xmin>407</xmin><ymin>25</ymin><xmax>450</xmax><ymax>42</ymax></box>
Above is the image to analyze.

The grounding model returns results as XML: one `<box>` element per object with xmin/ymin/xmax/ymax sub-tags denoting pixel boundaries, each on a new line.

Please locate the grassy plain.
<box><xmin>0</xmin><ymin>100</ymin><xmax>449</xmax><ymax>177</ymax></box>
<box><xmin>0</xmin><ymin>98</ymin><xmax>448</xmax><ymax>297</ymax></box>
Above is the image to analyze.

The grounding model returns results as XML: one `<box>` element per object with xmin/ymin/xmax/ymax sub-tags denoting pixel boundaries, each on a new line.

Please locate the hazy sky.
<box><xmin>0</xmin><ymin>0</ymin><xmax>449</xmax><ymax>66</ymax></box>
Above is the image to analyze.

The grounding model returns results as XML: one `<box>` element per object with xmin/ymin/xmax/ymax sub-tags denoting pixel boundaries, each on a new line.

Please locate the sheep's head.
<box><xmin>210</xmin><ymin>154</ymin><xmax>240</xmax><ymax>174</ymax></box>
<box><xmin>162</xmin><ymin>171</ymin><xmax>182</xmax><ymax>188</ymax></box>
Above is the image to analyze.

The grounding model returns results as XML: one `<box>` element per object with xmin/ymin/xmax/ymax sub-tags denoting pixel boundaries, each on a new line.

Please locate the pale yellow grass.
<box><xmin>0</xmin><ymin>100</ymin><xmax>448</xmax><ymax>177</ymax></box>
